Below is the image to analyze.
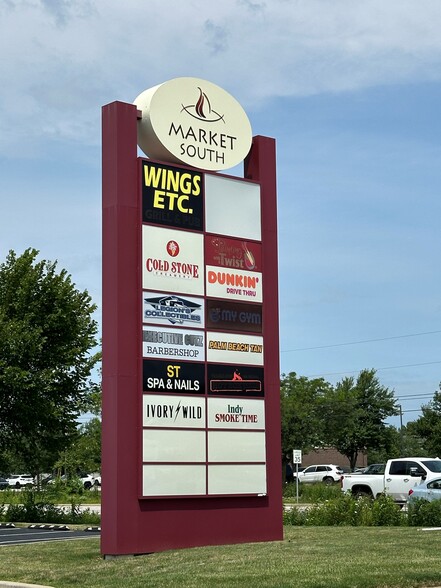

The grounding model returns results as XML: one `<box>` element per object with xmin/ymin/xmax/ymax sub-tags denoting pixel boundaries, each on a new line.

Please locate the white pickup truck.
<box><xmin>341</xmin><ymin>457</ymin><xmax>441</xmax><ymax>503</ymax></box>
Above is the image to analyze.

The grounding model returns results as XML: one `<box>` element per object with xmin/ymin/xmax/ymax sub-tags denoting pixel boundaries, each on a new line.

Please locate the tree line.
<box><xmin>0</xmin><ymin>249</ymin><xmax>440</xmax><ymax>477</ymax></box>
<box><xmin>281</xmin><ymin>370</ymin><xmax>441</xmax><ymax>469</ymax></box>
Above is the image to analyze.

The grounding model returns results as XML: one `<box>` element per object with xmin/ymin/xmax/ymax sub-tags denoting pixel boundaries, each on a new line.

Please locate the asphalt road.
<box><xmin>0</xmin><ymin>525</ymin><xmax>100</xmax><ymax>546</ymax></box>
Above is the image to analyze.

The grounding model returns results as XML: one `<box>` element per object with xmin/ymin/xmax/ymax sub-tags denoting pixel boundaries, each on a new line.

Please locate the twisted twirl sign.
<box><xmin>102</xmin><ymin>77</ymin><xmax>282</xmax><ymax>556</ymax></box>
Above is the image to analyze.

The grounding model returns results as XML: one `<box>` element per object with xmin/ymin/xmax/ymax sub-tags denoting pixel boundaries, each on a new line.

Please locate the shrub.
<box><xmin>408</xmin><ymin>499</ymin><xmax>441</xmax><ymax>527</ymax></box>
<box><xmin>370</xmin><ymin>494</ymin><xmax>404</xmax><ymax>526</ymax></box>
<box><xmin>283</xmin><ymin>505</ymin><xmax>307</xmax><ymax>526</ymax></box>
<box><xmin>283</xmin><ymin>482</ymin><xmax>341</xmax><ymax>502</ymax></box>
<box><xmin>284</xmin><ymin>493</ymin><xmax>407</xmax><ymax>527</ymax></box>
<box><xmin>0</xmin><ymin>489</ymin><xmax>100</xmax><ymax>526</ymax></box>
<box><xmin>303</xmin><ymin>494</ymin><xmax>362</xmax><ymax>526</ymax></box>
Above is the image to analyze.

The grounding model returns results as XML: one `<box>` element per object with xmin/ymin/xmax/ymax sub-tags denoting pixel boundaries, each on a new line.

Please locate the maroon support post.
<box><xmin>101</xmin><ymin>102</ymin><xmax>283</xmax><ymax>556</ymax></box>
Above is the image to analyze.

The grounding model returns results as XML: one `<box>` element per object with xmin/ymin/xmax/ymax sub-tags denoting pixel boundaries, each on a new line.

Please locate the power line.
<box><xmin>400</xmin><ymin>409</ymin><xmax>423</xmax><ymax>414</ymax></box>
<box><xmin>282</xmin><ymin>329</ymin><xmax>441</xmax><ymax>353</ymax></box>
<box><xmin>395</xmin><ymin>394</ymin><xmax>434</xmax><ymax>401</ymax></box>
<box><xmin>305</xmin><ymin>359</ymin><xmax>441</xmax><ymax>378</ymax></box>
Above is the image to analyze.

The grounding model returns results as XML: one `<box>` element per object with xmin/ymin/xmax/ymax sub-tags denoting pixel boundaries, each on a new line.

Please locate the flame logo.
<box><xmin>181</xmin><ymin>87</ymin><xmax>225</xmax><ymax>123</ymax></box>
<box><xmin>242</xmin><ymin>242</ymin><xmax>256</xmax><ymax>270</ymax></box>
<box><xmin>232</xmin><ymin>369</ymin><xmax>243</xmax><ymax>381</ymax></box>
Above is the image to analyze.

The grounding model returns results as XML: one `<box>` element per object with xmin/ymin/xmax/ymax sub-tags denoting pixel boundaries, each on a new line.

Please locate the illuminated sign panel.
<box><xmin>205</xmin><ymin>235</ymin><xmax>261</xmax><ymax>272</ymax></box>
<box><xmin>143</xmin><ymin>360</ymin><xmax>205</xmax><ymax>394</ymax></box>
<box><xmin>142</xmin><ymin>326</ymin><xmax>205</xmax><ymax>361</ymax></box>
<box><xmin>206</xmin><ymin>265</ymin><xmax>262</xmax><ymax>302</ymax></box>
<box><xmin>143</xmin><ymin>291</ymin><xmax>205</xmax><ymax>328</ymax></box>
<box><xmin>143</xmin><ymin>429</ymin><xmax>206</xmax><ymax>462</ymax></box>
<box><xmin>142</xmin><ymin>464</ymin><xmax>206</xmax><ymax>497</ymax></box>
<box><xmin>207</xmin><ymin>364</ymin><xmax>264</xmax><ymax>397</ymax></box>
<box><xmin>208</xmin><ymin>464</ymin><xmax>267</xmax><ymax>495</ymax></box>
<box><xmin>142</xmin><ymin>225</ymin><xmax>204</xmax><ymax>295</ymax></box>
<box><xmin>207</xmin><ymin>397</ymin><xmax>265</xmax><ymax>429</ymax></box>
<box><xmin>205</xmin><ymin>174</ymin><xmax>261</xmax><ymax>240</ymax></box>
<box><xmin>206</xmin><ymin>299</ymin><xmax>262</xmax><ymax>333</ymax></box>
<box><xmin>208</xmin><ymin>430</ymin><xmax>266</xmax><ymax>462</ymax></box>
<box><xmin>142</xmin><ymin>161</ymin><xmax>203</xmax><ymax>230</ymax></box>
<box><xmin>207</xmin><ymin>332</ymin><xmax>263</xmax><ymax>366</ymax></box>
<box><xmin>143</xmin><ymin>394</ymin><xmax>206</xmax><ymax>428</ymax></box>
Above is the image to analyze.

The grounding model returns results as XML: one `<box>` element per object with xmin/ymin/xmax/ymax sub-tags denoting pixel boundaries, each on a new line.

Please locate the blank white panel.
<box><xmin>143</xmin><ymin>429</ymin><xmax>206</xmax><ymax>462</ymax></box>
<box><xmin>208</xmin><ymin>431</ymin><xmax>266</xmax><ymax>462</ymax></box>
<box><xmin>142</xmin><ymin>465</ymin><xmax>206</xmax><ymax>496</ymax></box>
<box><xmin>208</xmin><ymin>464</ymin><xmax>267</xmax><ymax>495</ymax></box>
<box><xmin>205</xmin><ymin>174</ymin><xmax>261</xmax><ymax>240</ymax></box>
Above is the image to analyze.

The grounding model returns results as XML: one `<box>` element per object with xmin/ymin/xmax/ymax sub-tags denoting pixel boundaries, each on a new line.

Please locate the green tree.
<box><xmin>367</xmin><ymin>425</ymin><xmax>426</xmax><ymax>463</ymax></box>
<box><xmin>324</xmin><ymin>369</ymin><xmax>398</xmax><ymax>470</ymax></box>
<box><xmin>55</xmin><ymin>417</ymin><xmax>102</xmax><ymax>476</ymax></box>
<box><xmin>81</xmin><ymin>368</ymin><xmax>102</xmax><ymax>417</ymax></box>
<box><xmin>0</xmin><ymin>248</ymin><xmax>99</xmax><ymax>475</ymax></box>
<box><xmin>280</xmin><ymin>371</ymin><xmax>333</xmax><ymax>459</ymax></box>
<box><xmin>406</xmin><ymin>384</ymin><xmax>441</xmax><ymax>457</ymax></box>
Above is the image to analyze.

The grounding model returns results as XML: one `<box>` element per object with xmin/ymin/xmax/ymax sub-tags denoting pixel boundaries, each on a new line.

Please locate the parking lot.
<box><xmin>0</xmin><ymin>524</ymin><xmax>100</xmax><ymax>546</ymax></box>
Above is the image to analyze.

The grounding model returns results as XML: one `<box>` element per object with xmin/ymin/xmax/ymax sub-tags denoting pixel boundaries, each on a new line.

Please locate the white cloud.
<box><xmin>2</xmin><ymin>1</ymin><xmax>441</xmax><ymax>155</ymax></box>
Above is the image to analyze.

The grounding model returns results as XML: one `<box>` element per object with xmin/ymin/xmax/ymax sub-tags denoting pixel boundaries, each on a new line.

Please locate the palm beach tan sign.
<box><xmin>134</xmin><ymin>77</ymin><xmax>252</xmax><ymax>171</ymax></box>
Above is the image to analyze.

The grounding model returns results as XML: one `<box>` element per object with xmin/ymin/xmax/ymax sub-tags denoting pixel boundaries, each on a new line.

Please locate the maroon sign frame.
<box><xmin>102</xmin><ymin>100</ymin><xmax>282</xmax><ymax>556</ymax></box>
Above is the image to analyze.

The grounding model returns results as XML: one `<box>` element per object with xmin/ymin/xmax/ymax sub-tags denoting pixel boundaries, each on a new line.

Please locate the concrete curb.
<box><xmin>0</xmin><ymin>583</ymin><xmax>54</xmax><ymax>588</ymax></box>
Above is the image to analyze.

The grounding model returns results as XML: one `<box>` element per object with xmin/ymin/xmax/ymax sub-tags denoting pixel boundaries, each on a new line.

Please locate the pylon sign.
<box><xmin>101</xmin><ymin>78</ymin><xmax>282</xmax><ymax>556</ymax></box>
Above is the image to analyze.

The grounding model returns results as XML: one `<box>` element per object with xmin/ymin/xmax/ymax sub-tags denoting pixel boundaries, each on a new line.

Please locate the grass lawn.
<box><xmin>1</xmin><ymin>526</ymin><xmax>441</xmax><ymax>587</ymax></box>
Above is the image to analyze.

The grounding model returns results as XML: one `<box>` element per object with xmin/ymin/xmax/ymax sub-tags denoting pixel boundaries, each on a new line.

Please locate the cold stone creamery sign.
<box><xmin>142</xmin><ymin>225</ymin><xmax>204</xmax><ymax>296</ymax></box>
<box><xmin>134</xmin><ymin>77</ymin><xmax>252</xmax><ymax>171</ymax></box>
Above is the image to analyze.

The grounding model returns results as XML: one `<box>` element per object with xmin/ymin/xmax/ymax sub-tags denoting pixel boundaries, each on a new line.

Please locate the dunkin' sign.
<box><xmin>206</xmin><ymin>266</ymin><xmax>262</xmax><ymax>302</ymax></box>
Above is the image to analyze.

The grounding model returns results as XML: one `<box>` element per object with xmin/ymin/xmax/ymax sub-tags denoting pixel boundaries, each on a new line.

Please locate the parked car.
<box><xmin>294</xmin><ymin>464</ymin><xmax>343</xmax><ymax>485</ymax></box>
<box><xmin>408</xmin><ymin>477</ymin><xmax>441</xmax><ymax>503</ymax></box>
<box><xmin>353</xmin><ymin>463</ymin><xmax>385</xmax><ymax>475</ymax></box>
<box><xmin>0</xmin><ymin>477</ymin><xmax>8</xmax><ymax>490</ymax></box>
<box><xmin>342</xmin><ymin>457</ymin><xmax>441</xmax><ymax>503</ymax></box>
<box><xmin>47</xmin><ymin>473</ymin><xmax>96</xmax><ymax>490</ymax></box>
<box><xmin>7</xmin><ymin>474</ymin><xmax>34</xmax><ymax>488</ymax></box>
<box><xmin>339</xmin><ymin>466</ymin><xmax>352</xmax><ymax>474</ymax></box>
<box><xmin>80</xmin><ymin>474</ymin><xmax>96</xmax><ymax>490</ymax></box>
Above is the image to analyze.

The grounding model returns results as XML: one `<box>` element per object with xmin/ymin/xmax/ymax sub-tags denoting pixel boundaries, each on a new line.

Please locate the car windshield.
<box><xmin>421</xmin><ymin>460</ymin><xmax>441</xmax><ymax>473</ymax></box>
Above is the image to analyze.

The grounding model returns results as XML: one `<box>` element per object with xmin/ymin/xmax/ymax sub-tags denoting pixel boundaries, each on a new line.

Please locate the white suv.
<box><xmin>7</xmin><ymin>474</ymin><xmax>34</xmax><ymax>488</ymax></box>
<box><xmin>294</xmin><ymin>464</ymin><xmax>343</xmax><ymax>485</ymax></box>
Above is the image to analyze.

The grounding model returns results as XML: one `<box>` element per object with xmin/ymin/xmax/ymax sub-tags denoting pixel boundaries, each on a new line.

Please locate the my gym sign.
<box><xmin>134</xmin><ymin>77</ymin><xmax>252</xmax><ymax>171</ymax></box>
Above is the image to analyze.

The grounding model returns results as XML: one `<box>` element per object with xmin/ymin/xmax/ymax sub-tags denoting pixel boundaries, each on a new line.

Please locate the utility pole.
<box><xmin>399</xmin><ymin>404</ymin><xmax>404</xmax><ymax>455</ymax></box>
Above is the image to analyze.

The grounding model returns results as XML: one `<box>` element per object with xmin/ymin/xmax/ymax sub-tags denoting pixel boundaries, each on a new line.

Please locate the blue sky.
<box><xmin>1</xmin><ymin>0</ymin><xmax>440</xmax><ymax>427</ymax></box>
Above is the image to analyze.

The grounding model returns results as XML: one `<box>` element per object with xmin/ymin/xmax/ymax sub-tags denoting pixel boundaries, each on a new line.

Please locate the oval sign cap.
<box><xmin>134</xmin><ymin>77</ymin><xmax>252</xmax><ymax>171</ymax></box>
